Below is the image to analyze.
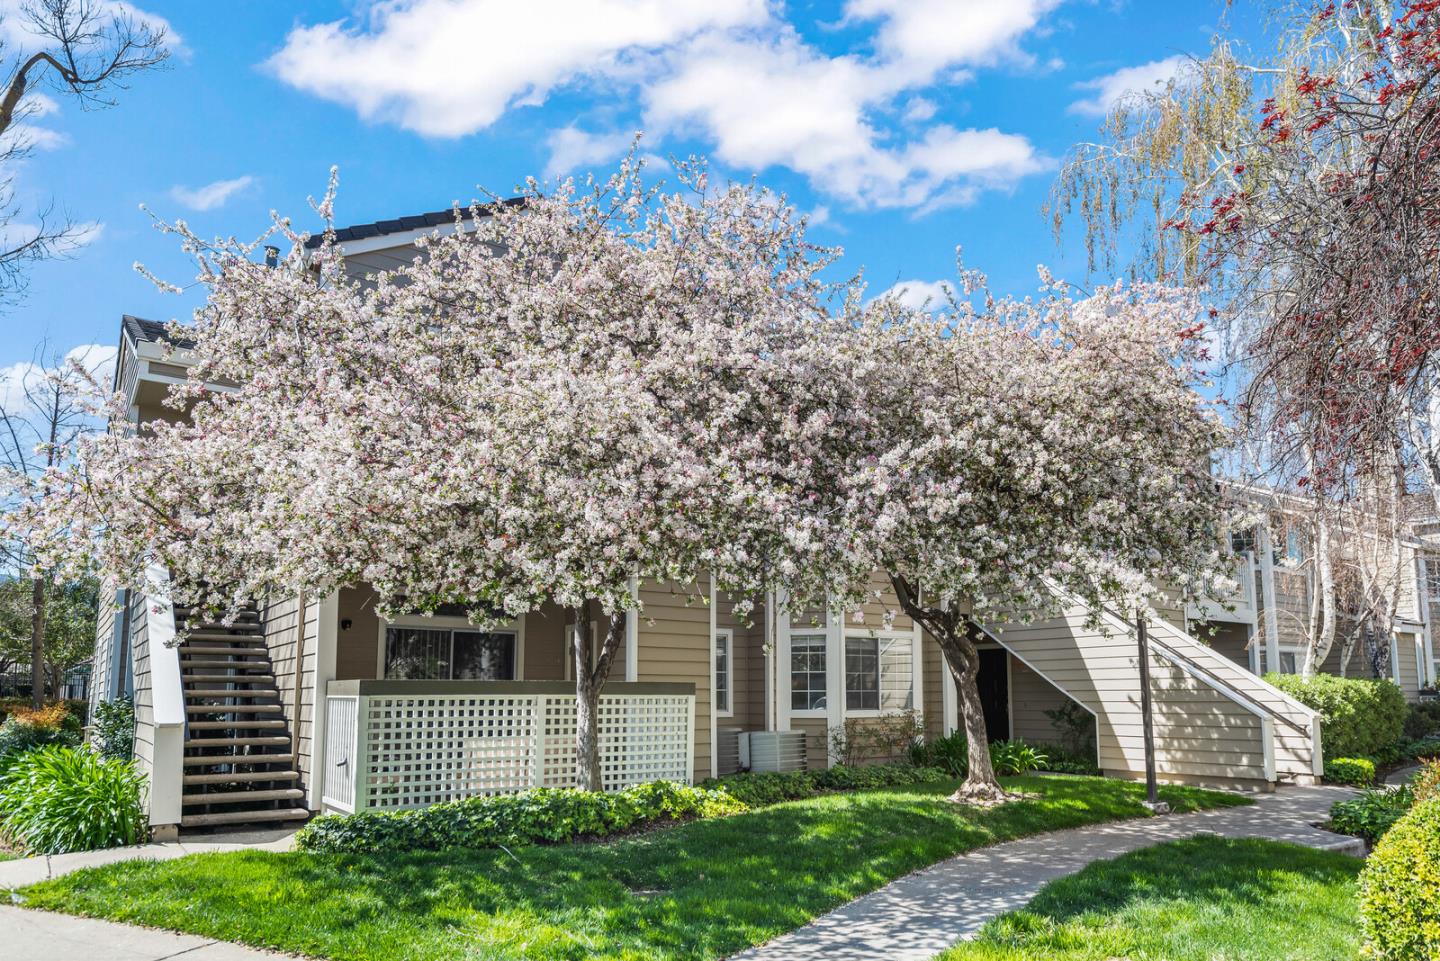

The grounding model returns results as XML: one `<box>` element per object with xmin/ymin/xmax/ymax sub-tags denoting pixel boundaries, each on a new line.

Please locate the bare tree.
<box><xmin>0</xmin><ymin>0</ymin><xmax>167</xmax><ymax>307</ymax></box>
<box><xmin>0</xmin><ymin>341</ymin><xmax>105</xmax><ymax>706</ymax></box>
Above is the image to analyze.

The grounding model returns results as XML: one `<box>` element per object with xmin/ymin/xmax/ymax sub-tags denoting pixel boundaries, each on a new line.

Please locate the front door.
<box><xmin>975</xmin><ymin>648</ymin><xmax>1010</xmax><ymax>741</ymax></box>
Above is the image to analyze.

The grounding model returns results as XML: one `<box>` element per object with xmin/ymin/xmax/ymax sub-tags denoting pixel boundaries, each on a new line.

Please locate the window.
<box><xmin>1282</xmin><ymin>529</ymin><xmax>1305</xmax><ymax>566</ymax></box>
<box><xmin>790</xmin><ymin>634</ymin><xmax>827</xmax><ymax>710</ymax></box>
<box><xmin>845</xmin><ymin>634</ymin><xmax>913</xmax><ymax>712</ymax></box>
<box><xmin>1229</xmin><ymin>528</ymin><xmax>1256</xmax><ymax>556</ymax></box>
<box><xmin>384</xmin><ymin>625</ymin><xmax>517</xmax><ymax>680</ymax></box>
<box><xmin>1277</xmin><ymin>650</ymin><xmax>1298</xmax><ymax>675</ymax></box>
<box><xmin>715</xmin><ymin>629</ymin><xmax>732</xmax><ymax>715</ymax></box>
<box><xmin>1427</xmin><ymin>560</ymin><xmax>1440</xmax><ymax>599</ymax></box>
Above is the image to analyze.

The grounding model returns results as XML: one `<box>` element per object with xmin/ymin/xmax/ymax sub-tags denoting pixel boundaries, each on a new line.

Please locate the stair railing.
<box><xmin>144</xmin><ymin>563</ymin><xmax>187</xmax><ymax>830</ymax></box>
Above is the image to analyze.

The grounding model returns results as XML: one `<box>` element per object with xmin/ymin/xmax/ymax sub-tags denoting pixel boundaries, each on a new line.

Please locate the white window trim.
<box><xmin>841</xmin><ymin>630</ymin><xmax>916</xmax><ymax>718</ymax></box>
<box><xmin>787</xmin><ymin>630</ymin><xmax>830</xmax><ymax>718</ymax></box>
<box><xmin>714</xmin><ymin>627</ymin><xmax>734</xmax><ymax>718</ymax></box>
<box><xmin>379</xmin><ymin>613</ymin><xmax>526</xmax><ymax>680</ymax></box>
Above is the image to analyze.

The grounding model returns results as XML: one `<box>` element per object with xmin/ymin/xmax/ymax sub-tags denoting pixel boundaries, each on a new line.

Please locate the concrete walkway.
<box><xmin>731</xmin><ymin>784</ymin><xmax>1362</xmax><ymax>961</ymax></box>
<box><xmin>0</xmin><ymin>904</ymin><xmax>292</xmax><ymax>960</ymax></box>
<box><xmin>0</xmin><ymin>826</ymin><xmax>299</xmax><ymax>889</ymax></box>
<box><xmin>2</xmin><ymin>827</ymin><xmax>301</xmax><ymax>960</ymax></box>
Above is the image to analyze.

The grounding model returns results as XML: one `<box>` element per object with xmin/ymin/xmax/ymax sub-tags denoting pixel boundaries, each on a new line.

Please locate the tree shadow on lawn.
<box><xmin>21</xmin><ymin>776</ymin><xmax>1247</xmax><ymax>961</ymax></box>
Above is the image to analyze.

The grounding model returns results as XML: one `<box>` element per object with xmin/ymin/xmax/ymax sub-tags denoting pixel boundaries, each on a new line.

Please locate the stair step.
<box><xmin>183</xmin><ymin>631</ymin><xmax>266</xmax><ymax>642</ymax></box>
<box><xmin>185</xmin><ymin>735</ymin><xmax>291</xmax><ymax>748</ymax></box>
<box><xmin>183</xmin><ymin>787</ymin><xmax>304</xmax><ymax>805</ymax></box>
<box><xmin>181</xmin><ymin>807</ymin><xmax>310</xmax><ymax>829</ymax></box>
<box><xmin>186</xmin><ymin>703</ymin><xmax>281</xmax><ymax>715</ymax></box>
<box><xmin>183</xmin><ymin>751</ymin><xmax>295</xmax><ymax>767</ymax></box>
<box><xmin>180</xmin><ymin>658</ymin><xmax>273</xmax><ymax>669</ymax></box>
<box><xmin>181</xmin><ymin>646</ymin><xmax>270</xmax><ymax>657</ymax></box>
<box><xmin>184</xmin><ymin>769</ymin><xmax>301</xmax><ymax>786</ymax></box>
<box><xmin>185</xmin><ymin>688</ymin><xmax>280</xmax><ymax>699</ymax></box>
<box><xmin>184</xmin><ymin>674</ymin><xmax>277</xmax><ymax>684</ymax></box>
<box><xmin>187</xmin><ymin>719</ymin><xmax>287</xmax><ymax>732</ymax></box>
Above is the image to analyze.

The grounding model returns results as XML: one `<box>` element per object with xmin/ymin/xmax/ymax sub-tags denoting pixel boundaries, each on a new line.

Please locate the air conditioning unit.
<box><xmin>739</xmin><ymin>730</ymin><xmax>807</xmax><ymax>773</ymax></box>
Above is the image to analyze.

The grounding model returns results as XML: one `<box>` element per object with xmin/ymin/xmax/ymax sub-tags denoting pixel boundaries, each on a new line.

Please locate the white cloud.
<box><xmin>844</xmin><ymin>0</ymin><xmax>1062</xmax><ymax>75</ymax></box>
<box><xmin>1069</xmin><ymin>55</ymin><xmax>1187</xmax><ymax>117</ymax></box>
<box><xmin>267</xmin><ymin>0</ymin><xmax>767</xmax><ymax>138</ymax></box>
<box><xmin>169</xmin><ymin>175</ymin><xmax>256</xmax><ymax>212</ymax></box>
<box><xmin>646</xmin><ymin>30</ymin><xmax>1048</xmax><ymax>210</ymax></box>
<box><xmin>268</xmin><ymin>0</ymin><xmax>1059</xmax><ymax>211</ymax></box>
<box><xmin>876</xmin><ymin>278</ymin><xmax>953</xmax><ymax>311</ymax></box>
<box><xmin>0</xmin><ymin>0</ymin><xmax>180</xmax><ymax>52</ymax></box>
<box><xmin>0</xmin><ymin>343</ymin><xmax>115</xmax><ymax>414</ymax></box>
<box><xmin>544</xmin><ymin>126</ymin><xmax>636</xmax><ymax>179</ymax></box>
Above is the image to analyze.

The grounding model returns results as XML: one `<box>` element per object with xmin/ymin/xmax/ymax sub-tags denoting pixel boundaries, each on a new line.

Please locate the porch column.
<box><xmin>1256</xmin><ymin>524</ymin><xmax>1282</xmax><ymax>673</ymax></box>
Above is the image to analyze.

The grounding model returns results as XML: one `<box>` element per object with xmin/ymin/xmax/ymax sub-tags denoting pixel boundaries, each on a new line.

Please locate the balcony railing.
<box><xmin>1187</xmin><ymin>554</ymin><xmax>1258</xmax><ymax>625</ymax></box>
<box><xmin>321</xmin><ymin>680</ymin><xmax>697</xmax><ymax>814</ymax></box>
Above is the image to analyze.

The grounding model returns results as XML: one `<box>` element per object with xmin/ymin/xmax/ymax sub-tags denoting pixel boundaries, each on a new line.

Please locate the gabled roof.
<box><xmin>122</xmin><ymin>314</ymin><xmax>195</xmax><ymax>349</ymax></box>
<box><xmin>303</xmin><ymin>198</ymin><xmax>527</xmax><ymax>250</ymax></box>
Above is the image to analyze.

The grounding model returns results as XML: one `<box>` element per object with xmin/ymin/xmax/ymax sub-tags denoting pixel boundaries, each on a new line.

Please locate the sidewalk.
<box><xmin>2</xmin><ymin>826</ymin><xmax>301</xmax><ymax>961</ymax></box>
<box><xmin>0</xmin><ymin>904</ymin><xmax>293</xmax><ymax>960</ymax></box>
<box><xmin>0</xmin><ymin>825</ymin><xmax>298</xmax><ymax>889</ymax></box>
<box><xmin>730</xmin><ymin>784</ymin><xmax>1361</xmax><ymax>961</ymax></box>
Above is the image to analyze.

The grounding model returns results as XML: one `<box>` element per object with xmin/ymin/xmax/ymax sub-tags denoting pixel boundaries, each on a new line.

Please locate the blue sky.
<box><xmin>0</xmin><ymin>0</ymin><xmax>1262</xmax><ymax>392</ymax></box>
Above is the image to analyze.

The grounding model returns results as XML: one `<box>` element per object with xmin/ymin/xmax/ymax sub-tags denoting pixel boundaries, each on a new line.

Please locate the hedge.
<box><xmin>1265</xmin><ymin>673</ymin><xmax>1406</xmax><ymax>758</ymax></box>
<box><xmin>1322</xmin><ymin>756</ymin><xmax>1376</xmax><ymax>786</ymax></box>
<box><xmin>1360</xmin><ymin>797</ymin><xmax>1440</xmax><ymax>960</ymax></box>
<box><xmin>699</xmin><ymin>763</ymin><xmax>948</xmax><ymax>807</ymax></box>
<box><xmin>295</xmin><ymin>780</ymin><xmax>746</xmax><ymax>854</ymax></box>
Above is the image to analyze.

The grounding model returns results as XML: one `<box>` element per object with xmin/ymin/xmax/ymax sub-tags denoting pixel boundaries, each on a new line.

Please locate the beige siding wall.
<box><xmin>336</xmin><ymin>586</ymin><xmax>381</xmax><ymax>679</ymax></box>
<box><xmin>635</xmin><ymin>580</ymin><xmax>713</xmax><ymax>782</ymax></box>
<box><xmin>262</xmin><ymin>594</ymin><xmax>321</xmax><ymax>803</ymax></box>
<box><xmin>89</xmin><ymin>583</ymin><xmax>119</xmax><ymax>716</ymax></box>
<box><xmin>1200</xmin><ymin>621</ymin><xmax>1252</xmax><ymax>671</ymax></box>
<box><xmin>986</xmin><ymin>603</ymin><xmax>1283</xmax><ymax>786</ymax></box>
<box><xmin>922</xmin><ymin>633</ymin><xmax>946</xmax><ymax>739</ymax></box>
<box><xmin>1396</xmin><ymin>631</ymin><xmax>1422</xmax><ymax>701</ymax></box>
<box><xmin>1009</xmin><ymin>656</ymin><xmax>1076</xmax><ymax>745</ymax></box>
<box><xmin>790</xmin><ymin>716</ymin><xmax>829</xmax><ymax>769</ymax></box>
<box><xmin>129</xmin><ymin>594</ymin><xmax>156</xmax><ymax>807</ymax></box>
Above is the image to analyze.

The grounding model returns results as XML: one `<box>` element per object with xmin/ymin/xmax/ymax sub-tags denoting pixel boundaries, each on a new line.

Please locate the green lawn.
<box><xmin>939</xmin><ymin>836</ymin><xmax>1363</xmax><ymax>961</ymax></box>
<box><xmin>11</xmin><ymin>776</ymin><xmax>1245</xmax><ymax>961</ymax></box>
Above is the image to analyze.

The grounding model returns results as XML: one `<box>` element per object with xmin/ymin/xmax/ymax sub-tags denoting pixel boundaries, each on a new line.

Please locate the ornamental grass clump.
<box><xmin>295</xmin><ymin>780</ymin><xmax>745</xmax><ymax>855</ymax></box>
<box><xmin>0</xmin><ymin>745</ymin><xmax>147</xmax><ymax>854</ymax></box>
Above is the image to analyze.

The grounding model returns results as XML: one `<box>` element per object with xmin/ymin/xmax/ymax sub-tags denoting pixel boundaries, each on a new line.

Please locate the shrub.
<box><xmin>828</xmin><ymin>711</ymin><xmax>924</xmax><ymax>767</ymax></box>
<box><xmin>0</xmin><ymin>745</ymin><xmax>147</xmax><ymax>854</ymax></box>
<box><xmin>0</xmin><ymin>697</ymin><xmax>87</xmax><ymax>726</ymax></box>
<box><xmin>1413</xmin><ymin>760</ymin><xmax>1440</xmax><ymax>804</ymax></box>
<box><xmin>0</xmin><ymin>711</ymin><xmax>81</xmax><ymax>773</ymax></box>
<box><xmin>1404</xmin><ymin>739</ymin><xmax>1440</xmax><ymax>763</ymax></box>
<box><xmin>1036</xmin><ymin>742</ymin><xmax>1102</xmax><ymax>776</ymax></box>
<box><xmin>702</xmin><ymin>763</ymin><xmax>947</xmax><ymax>808</ymax></box>
<box><xmin>1324</xmin><ymin>756</ymin><xmax>1377</xmax><ymax>787</ymax></box>
<box><xmin>1404</xmin><ymin>701</ymin><xmax>1440</xmax><ymax>741</ymax></box>
<box><xmin>909</xmin><ymin>731</ymin><xmax>969</xmax><ymax>776</ymax></box>
<box><xmin>296</xmin><ymin>780</ymin><xmax>746</xmax><ymax>854</ymax></box>
<box><xmin>989</xmin><ymin>739</ymin><xmax>1049</xmax><ymax>776</ymax></box>
<box><xmin>91</xmin><ymin>698</ymin><xmax>135</xmax><ymax>761</ymax></box>
<box><xmin>1359</xmin><ymin>797</ymin><xmax>1440</xmax><ymax>960</ymax></box>
<box><xmin>1330</xmin><ymin>786</ymin><xmax>1414</xmax><ymax>843</ymax></box>
<box><xmin>1266</xmin><ymin>673</ymin><xmax>1406</xmax><ymax>758</ymax></box>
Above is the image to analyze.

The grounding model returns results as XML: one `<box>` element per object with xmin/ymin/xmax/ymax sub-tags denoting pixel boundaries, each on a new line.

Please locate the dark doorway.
<box><xmin>975</xmin><ymin>648</ymin><xmax>1010</xmax><ymax>741</ymax></box>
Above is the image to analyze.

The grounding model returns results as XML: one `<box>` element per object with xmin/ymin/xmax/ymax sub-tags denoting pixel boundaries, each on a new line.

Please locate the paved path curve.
<box><xmin>729</xmin><ymin>784</ymin><xmax>1361</xmax><ymax>961</ymax></box>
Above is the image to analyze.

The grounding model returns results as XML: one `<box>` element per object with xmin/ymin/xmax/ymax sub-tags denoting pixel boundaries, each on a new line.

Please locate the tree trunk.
<box><xmin>888</xmin><ymin>573</ymin><xmax>1007</xmax><ymax>803</ymax></box>
<box><xmin>571</xmin><ymin>603</ymin><xmax>628</xmax><ymax>792</ymax></box>
<box><xmin>29</xmin><ymin>577</ymin><xmax>46</xmax><ymax>708</ymax></box>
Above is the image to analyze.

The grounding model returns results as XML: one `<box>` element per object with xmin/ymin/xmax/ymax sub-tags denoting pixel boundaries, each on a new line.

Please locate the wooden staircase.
<box><xmin>177</xmin><ymin>604</ymin><xmax>309</xmax><ymax>830</ymax></box>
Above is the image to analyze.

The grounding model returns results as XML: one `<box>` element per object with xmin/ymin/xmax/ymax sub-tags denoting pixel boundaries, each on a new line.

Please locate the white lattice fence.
<box><xmin>323</xmin><ymin>683</ymin><xmax>695</xmax><ymax>813</ymax></box>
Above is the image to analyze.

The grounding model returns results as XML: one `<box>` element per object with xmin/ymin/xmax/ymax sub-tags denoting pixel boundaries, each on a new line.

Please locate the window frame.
<box><xmin>789</xmin><ymin>632</ymin><xmax>828</xmax><ymax>714</ymax></box>
<box><xmin>842</xmin><ymin>630</ymin><xmax>914</xmax><ymax>717</ymax></box>
<box><xmin>714</xmin><ymin>627</ymin><xmax>733</xmax><ymax>717</ymax></box>
<box><xmin>380</xmin><ymin>614</ymin><xmax>525</xmax><ymax>681</ymax></box>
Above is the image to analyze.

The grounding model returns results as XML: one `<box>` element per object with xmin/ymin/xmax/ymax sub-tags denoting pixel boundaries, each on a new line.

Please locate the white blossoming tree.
<box><xmin>796</xmin><ymin>267</ymin><xmax>1232</xmax><ymax>802</ymax></box>
<box><xmin>13</xmin><ymin>159</ymin><xmax>854</xmax><ymax>790</ymax></box>
<box><xmin>11</xmin><ymin>154</ymin><xmax>1229</xmax><ymax>802</ymax></box>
